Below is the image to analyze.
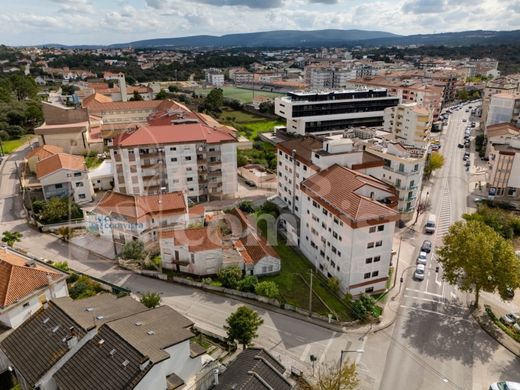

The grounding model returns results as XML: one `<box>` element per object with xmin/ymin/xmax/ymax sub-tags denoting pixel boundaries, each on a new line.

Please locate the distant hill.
<box><xmin>35</xmin><ymin>29</ymin><xmax>520</xmax><ymax>49</ymax></box>
<box><xmin>108</xmin><ymin>29</ymin><xmax>400</xmax><ymax>49</ymax></box>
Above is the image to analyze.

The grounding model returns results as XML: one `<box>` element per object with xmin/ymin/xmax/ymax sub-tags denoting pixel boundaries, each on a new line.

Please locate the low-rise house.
<box><xmin>35</xmin><ymin>153</ymin><xmax>94</xmax><ymax>204</ymax></box>
<box><xmin>1</xmin><ymin>294</ymin><xmax>146</xmax><ymax>390</ymax></box>
<box><xmin>0</xmin><ymin>248</ymin><xmax>68</xmax><ymax>329</ymax></box>
<box><xmin>25</xmin><ymin>145</ymin><xmax>64</xmax><ymax>173</ymax></box>
<box><xmin>214</xmin><ymin>348</ymin><xmax>293</xmax><ymax>389</ymax></box>
<box><xmin>88</xmin><ymin>159</ymin><xmax>114</xmax><ymax>191</ymax></box>
<box><xmin>53</xmin><ymin>306</ymin><xmax>206</xmax><ymax>390</ymax></box>
<box><xmin>85</xmin><ymin>191</ymin><xmax>188</xmax><ymax>254</ymax></box>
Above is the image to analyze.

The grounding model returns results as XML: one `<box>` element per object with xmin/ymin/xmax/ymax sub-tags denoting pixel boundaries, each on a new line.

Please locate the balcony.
<box><xmin>383</xmin><ymin>165</ymin><xmax>420</xmax><ymax>177</ymax></box>
<box><xmin>207</xmin><ymin>150</ymin><xmax>221</xmax><ymax>157</ymax></box>
<box><xmin>208</xmin><ymin>159</ymin><xmax>221</xmax><ymax>165</ymax></box>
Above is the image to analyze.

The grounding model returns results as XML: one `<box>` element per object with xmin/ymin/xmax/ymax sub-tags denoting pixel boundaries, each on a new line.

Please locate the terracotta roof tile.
<box><xmin>301</xmin><ymin>164</ymin><xmax>399</xmax><ymax>223</ymax></box>
<box><xmin>0</xmin><ymin>249</ymin><xmax>64</xmax><ymax>308</ymax></box>
<box><xmin>93</xmin><ymin>191</ymin><xmax>186</xmax><ymax>221</ymax></box>
<box><xmin>25</xmin><ymin>145</ymin><xmax>64</xmax><ymax>161</ymax></box>
<box><xmin>161</xmin><ymin>227</ymin><xmax>222</xmax><ymax>252</ymax></box>
<box><xmin>84</xmin><ymin>99</ymin><xmax>164</xmax><ymax>113</ymax></box>
<box><xmin>35</xmin><ymin>153</ymin><xmax>87</xmax><ymax>179</ymax></box>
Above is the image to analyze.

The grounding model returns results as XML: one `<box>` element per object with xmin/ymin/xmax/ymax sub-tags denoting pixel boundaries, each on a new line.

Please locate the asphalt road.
<box><xmin>374</xmin><ymin>104</ymin><xmax>520</xmax><ymax>390</ymax></box>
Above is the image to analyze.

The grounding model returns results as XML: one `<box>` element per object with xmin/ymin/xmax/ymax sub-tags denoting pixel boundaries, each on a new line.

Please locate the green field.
<box><xmin>2</xmin><ymin>135</ymin><xmax>35</xmax><ymax>154</ymax></box>
<box><xmin>219</xmin><ymin>109</ymin><xmax>284</xmax><ymax>140</ymax></box>
<box><xmin>195</xmin><ymin>86</ymin><xmax>283</xmax><ymax>104</ymax></box>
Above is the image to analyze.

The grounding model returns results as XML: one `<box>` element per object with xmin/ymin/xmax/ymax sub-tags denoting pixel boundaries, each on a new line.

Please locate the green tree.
<box><xmin>57</xmin><ymin>227</ymin><xmax>73</xmax><ymax>241</ymax></box>
<box><xmin>237</xmin><ymin>275</ymin><xmax>258</xmax><ymax>292</ymax></box>
<box><xmin>122</xmin><ymin>240</ymin><xmax>145</xmax><ymax>261</ymax></box>
<box><xmin>217</xmin><ymin>265</ymin><xmax>243</xmax><ymax>289</ymax></box>
<box><xmin>424</xmin><ymin>152</ymin><xmax>444</xmax><ymax>178</ymax></box>
<box><xmin>303</xmin><ymin>361</ymin><xmax>358</xmax><ymax>390</ymax></box>
<box><xmin>238</xmin><ymin>200</ymin><xmax>255</xmax><ymax>213</ymax></box>
<box><xmin>202</xmin><ymin>88</ymin><xmax>224</xmax><ymax>112</ymax></box>
<box><xmin>225</xmin><ymin>306</ymin><xmax>264</xmax><ymax>349</ymax></box>
<box><xmin>327</xmin><ymin>277</ymin><xmax>340</xmax><ymax>294</ymax></box>
<box><xmin>168</xmin><ymin>85</ymin><xmax>179</xmax><ymax>93</ymax></box>
<box><xmin>1</xmin><ymin>231</ymin><xmax>22</xmax><ymax>247</ymax></box>
<box><xmin>140</xmin><ymin>292</ymin><xmax>161</xmax><ymax>308</ymax></box>
<box><xmin>129</xmin><ymin>90</ymin><xmax>143</xmax><ymax>101</ymax></box>
<box><xmin>39</xmin><ymin>197</ymin><xmax>83</xmax><ymax>224</ymax></box>
<box><xmin>9</xmin><ymin>74</ymin><xmax>38</xmax><ymax>101</ymax></box>
<box><xmin>254</xmin><ymin>281</ymin><xmax>279</xmax><ymax>298</ymax></box>
<box><xmin>155</xmin><ymin>89</ymin><xmax>168</xmax><ymax>100</ymax></box>
<box><xmin>53</xmin><ymin>261</ymin><xmax>70</xmax><ymax>272</ymax></box>
<box><xmin>350</xmin><ymin>293</ymin><xmax>377</xmax><ymax>321</ymax></box>
<box><xmin>437</xmin><ymin>220</ymin><xmax>520</xmax><ymax>306</ymax></box>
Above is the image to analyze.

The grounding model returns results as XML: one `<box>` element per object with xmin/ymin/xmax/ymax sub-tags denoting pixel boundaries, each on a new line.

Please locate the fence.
<box><xmin>36</xmin><ymin>219</ymin><xmax>85</xmax><ymax>232</ymax></box>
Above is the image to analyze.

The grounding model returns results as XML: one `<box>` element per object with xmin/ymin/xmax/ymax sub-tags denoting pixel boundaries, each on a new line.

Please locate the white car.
<box><xmin>414</xmin><ymin>264</ymin><xmax>425</xmax><ymax>281</ymax></box>
<box><xmin>489</xmin><ymin>381</ymin><xmax>520</xmax><ymax>390</ymax></box>
<box><xmin>416</xmin><ymin>251</ymin><xmax>428</xmax><ymax>265</ymax></box>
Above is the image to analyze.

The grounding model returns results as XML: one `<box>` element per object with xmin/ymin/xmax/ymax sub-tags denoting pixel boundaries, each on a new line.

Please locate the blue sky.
<box><xmin>0</xmin><ymin>0</ymin><xmax>519</xmax><ymax>46</ymax></box>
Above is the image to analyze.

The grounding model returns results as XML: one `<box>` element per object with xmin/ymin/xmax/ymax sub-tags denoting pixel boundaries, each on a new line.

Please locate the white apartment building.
<box><xmin>110</xmin><ymin>123</ymin><xmax>237</xmax><ymax>201</ymax></box>
<box><xmin>485</xmin><ymin>93</ymin><xmax>520</xmax><ymax>129</ymax></box>
<box><xmin>229</xmin><ymin>68</ymin><xmax>254</xmax><ymax>84</ymax></box>
<box><xmin>383</xmin><ymin>103</ymin><xmax>433</xmax><ymax>147</ymax></box>
<box><xmin>277</xmin><ymin>134</ymin><xmax>426</xmax><ymax>221</ymax></box>
<box><xmin>275</xmin><ymin>89</ymin><xmax>399</xmax><ymax>135</ymax></box>
<box><xmin>205</xmin><ymin>69</ymin><xmax>224</xmax><ymax>87</ymax></box>
<box><xmin>299</xmin><ymin>164</ymin><xmax>399</xmax><ymax>295</ymax></box>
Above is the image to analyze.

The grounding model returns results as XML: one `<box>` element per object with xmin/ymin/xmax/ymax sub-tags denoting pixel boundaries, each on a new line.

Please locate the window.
<box><xmin>191</xmin><ymin>254</ymin><xmax>195</xmax><ymax>264</ymax></box>
<box><xmin>75</xmin><ymin>182</ymin><xmax>84</xmax><ymax>187</ymax></box>
<box><xmin>79</xmin><ymin>194</ymin><xmax>86</xmax><ymax>199</ymax></box>
<box><xmin>279</xmin><ymin>150</ymin><xmax>282</xmax><ymax>156</ymax></box>
<box><xmin>320</xmin><ymin>250</ymin><xmax>325</xmax><ymax>257</ymax></box>
<box><xmin>332</xmin><ymin>246</ymin><xmax>337</xmax><ymax>254</ymax></box>
<box><xmin>367</xmin><ymin>242</ymin><xmax>374</xmax><ymax>249</ymax></box>
<box><xmin>170</xmin><ymin>147</ymin><xmax>177</xmax><ymax>151</ymax></box>
<box><xmin>303</xmin><ymin>166</ymin><xmax>307</xmax><ymax>171</ymax></box>
<box><xmin>364</xmin><ymin>272</ymin><xmax>371</xmax><ymax>279</ymax></box>
<box><xmin>171</xmin><ymin>157</ymin><xmax>177</xmax><ymax>162</ymax></box>
<box><xmin>374</xmin><ymin>256</ymin><xmax>381</xmax><ymax>262</ymax></box>
<box><xmin>322</xmin><ymin>209</ymin><xmax>328</xmax><ymax>216</ymax></box>
<box><xmin>74</xmin><ymin>172</ymin><xmax>82</xmax><ymax>177</ymax></box>
<box><xmin>375</xmin><ymin>240</ymin><xmax>383</xmax><ymax>247</ymax></box>
<box><xmin>365</xmin><ymin>287</ymin><xmax>374</xmax><ymax>293</ymax></box>
<box><xmin>332</xmin><ymin>231</ymin><xmax>338</xmax><ymax>239</ymax></box>
<box><xmin>365</xmin><ymin>257</ymin><xmax>373</xmax><ymax>264</ymax></box>
<box><xmin>378</xmin><ymin>225</ymin><xmax>384</xmax><ymax>232</ymax></box>
<box><xmin>187</xmin><ymin>177</ymin><xmax>193</xmax><ymax>182</ymax></box>
<box><xmin>372</xmin><ymin>271</ymin><xmax>379</xmax><ymax>277</ymax></box>
<box><xmin>185</xmin><ymin>156</ymin><xmax>192</xmax><ymax>161</ymax></box>
<box><xmin>338</xmin><ymin>251</ymin><xmax>341</xmax><ymax>256</ymax></box>
<box><xmin>331</xmin><ymin>260</ymin><xmax>335</xmax><ymax>267</ymax></box>
<box><xmin>369</xmin><ymin>226</ymin><xmax>376</xmax><ymax>233</ymax></box>
<box><xmin>23</xmin><ymin>302</ymin><xmax>30</xmax><ymax>308</ymax></box>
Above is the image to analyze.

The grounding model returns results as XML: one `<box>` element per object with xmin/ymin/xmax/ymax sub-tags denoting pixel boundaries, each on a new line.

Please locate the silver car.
<box><xmin>416</xmin><ymin>251</ymin><xmax>428</xmax><ymax>265</ymax></box>
<box><xmin>414</xmin><ymin>264</ymin><xmax>425</xmax><ymax>281</ymax></box>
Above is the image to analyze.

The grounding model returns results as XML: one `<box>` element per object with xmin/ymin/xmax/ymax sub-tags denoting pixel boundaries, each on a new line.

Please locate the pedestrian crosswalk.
<box><xmin>435</xmin><ymin>178</ymin><xmax>452</xmax><ymax>247</ymax></box>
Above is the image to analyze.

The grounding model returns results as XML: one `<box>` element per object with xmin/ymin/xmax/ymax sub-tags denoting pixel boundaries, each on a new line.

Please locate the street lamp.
<box><xmin>338</xmin><ymin>349</ymin><xmax>364</xmax><ymax>390</ymax></box>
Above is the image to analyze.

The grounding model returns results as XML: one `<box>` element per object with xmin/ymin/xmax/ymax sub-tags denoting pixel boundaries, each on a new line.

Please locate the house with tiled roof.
<box><xmin>300</xmin><ymin>164</ymin><xmax>399</xmax><ymax>295</ymax></box>
<box><xmin>214</xmin><ymin>348</ymin><xmax>293</xmax><ymax>390</ymax></box>
<box><xmin>85</xmin><ymin>191</ymin><xmax>188</xmax><ymax>254</ymax></box>
<box><xmin>110</xmin><ymin>122</ymin><xmax>237</xmax><ymax>202</ymax></box>
<box><xmin>25</xmin><ymin>145</ymin><xmax>64</xmax><ymax>173</ymax></box>
<box><xmin>35</xmin><ymin>153</ymin><xmax>94</xmax><ymax>204</ymax></box>
<box><xmin>1</xmin><ymin>294</ymin><xmax>147</xmax><ymax>390</ymax></box>
<box><xmin>0</xmin><ymin>247</ymin><xmax>68</xmax><ymax>329</ymax></box>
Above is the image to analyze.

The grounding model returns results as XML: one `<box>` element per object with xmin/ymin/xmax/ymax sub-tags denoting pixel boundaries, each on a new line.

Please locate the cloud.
<box><xmin>146</xmin><ymin>0</ymin><xmax>283</xmax><ymax>9</ymax></box>
<box><xmin>402</xmin><ymin>0</ymin><xmax>447</xmax><ymax>14</ymax></box>
<box><xmin>48</xmin><ymin>0</ymin><xmax>94</xmax><ymax>14</ymax></box>
<box><xmin>309</xmin><ymin>0</ymin><xmax>338</xmax><ymax>3</ymax></box>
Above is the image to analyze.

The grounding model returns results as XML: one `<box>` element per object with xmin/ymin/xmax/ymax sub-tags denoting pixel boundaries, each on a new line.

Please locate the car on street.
<box><xmin>458</xmin><ymin>143</ymin><xmax>464</xmax><ymax>148</ymax></box>
<box><xmin>244</xmin><ymin>180</ymin><xmax>257</xmax><ymax>187</ymax></box>
<box><xmin>421</xmin><ymin>240</ymin><xmax>432</xmax><ymax>253</ymax></box>
<box><xmin>462</xmin><ymin>119</ymin><xmax>467</xmax><ymax>122</ymax></box>
<box><xmin>505</xmin><ymin>287</ymin><xmax>515</xmax><ymax>300</ymax></box>
<box><xmin>414</xmin><ymin>264</ymin><xmax>425</xmax><ymax>281</ymax></box>
<box><xmin>416</xmin><ymin>251</ymin><xmax>428</xmax><ymax>265</ymax></box>
<box><xmin>500</xmin><ymin>313</ymin><xmax>520</xmax><ymax>326</ymax></box>
<box><xmin>489</xmin><ymin>381</ymin><xmax>520</xmax><ymax>390</ymax></box>
<box><xmin>465</xmin><ymin>161</ymin><xmax>471</xmax><ymax>167</ymax></box>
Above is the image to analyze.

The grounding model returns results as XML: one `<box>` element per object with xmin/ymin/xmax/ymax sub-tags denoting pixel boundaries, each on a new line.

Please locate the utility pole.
<box><xmin>308</xmin><ymin>269</ymin><xmax>313</xmax><ymax>314</ymax></box>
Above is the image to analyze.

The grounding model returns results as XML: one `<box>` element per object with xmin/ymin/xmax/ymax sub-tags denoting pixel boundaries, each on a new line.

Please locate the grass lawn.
<box><xmin>2</xmin><ymin>135</ymin><xmax>35</xmax><ymax>154</ymax></box>
<box><xmin>195</xmin><ymin>86</ymin><xmax>283</xmax><ymax>104</ymax></box>
<box><xmin>219</xmin><ymin>108</ymin><xmax>284</xmax><ymax>140</ymax></box>
<box><xmin>85</xmin><ymin>156</ymin><xmax>103</xmax><ymax>169</ymax></box>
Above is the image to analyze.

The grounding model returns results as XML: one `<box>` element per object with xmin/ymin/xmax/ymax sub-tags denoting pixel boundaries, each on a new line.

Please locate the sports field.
<box><xmin>195</xmin><ymin>86</ymin><xmax>283</xmax><ymax>104</ymax></box>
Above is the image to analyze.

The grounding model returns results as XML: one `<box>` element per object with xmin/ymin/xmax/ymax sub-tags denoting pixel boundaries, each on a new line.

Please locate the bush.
<box><xmin>327</xmin><ymin>277</ymin><xmax>340</xmax><ymax>294</ymax></box>
<box><xmin>258</xmin><ymin>201</ymin><xmax>279</xmax><ymax>217</ymax></box>
<box><xmin>53</xmin><ymin>261</ymin><xmax>69</xmax><ymax>271</ymax></box>
<box><xmin>238</xmin><ymin>200</ymin><xmax>255</xmax><ymax>214</ymax></box>
<box><xmin>140</xmin><ymin>292</ymin><xmax>161</xmax><ymax>308</ymax></box>
<box><xmin>66</xmin><ymin>273</ymin><xmax>79</xmax><ymax>284</ymax></box>
<box><xmin>217</xmin><ymin>265</ymin><xmax>243</xmax><ymax>289</ymax></box>
<box><xmin>122</xmin><ymin>241</ymin><xmax>145</xmax><ymax>261</ymax></box>
<box><xmin>68</xmin><ymin>275</ymin><xmax>103</xmax><ymax>300</ymax></box>
<box><xmin>255</xmin><ymin>281</ymin><xmax>279</xmax><ymax>298</ymax></box>
<box><xmin>237</xmin><ymin>275</ymin><xmax>258</xmax><ymax>292</ymax></box>
<box><xmin>201</xmin><ymin>277</ymin><xmax>213</xmax><ymax>285</ymax></box>
<box><xmin>350</xmin><ymin>293</ymin><xmax>377</xmax><ymax>321</ymax></box>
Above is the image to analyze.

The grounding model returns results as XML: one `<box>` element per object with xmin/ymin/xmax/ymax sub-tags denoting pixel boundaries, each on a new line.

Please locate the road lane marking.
<box><xmin>319</xmin><ymin>331</ymin><xmax>337</xmax><ymax>364</ymax></box>
<box><xmin>435</xmin><ymin>271</ymin><xmax>442</xmax><ymax>286</ymax></box>
<box><xmin>400</xmin><ymin>305</ymin><xmax>471</xmax><ymax>322</ymax></box>
<box><xmin>300</xmin><ymin>343</ymin><xmax>312</xmax><ymax>361</ymax></box>
<box><xmin>405</xmin><ymin>288</ymin><xmax>444</xmax><ymax>298</ymax></box>
<box><xmin>450</xmin><ymin>291</ymin><xmax>457</xmax><ymax>299</ymax></box>
<box><xmin>403</xmin><ymin>295</ymin><xmax>463</xmax><ymax>308</ymax></box>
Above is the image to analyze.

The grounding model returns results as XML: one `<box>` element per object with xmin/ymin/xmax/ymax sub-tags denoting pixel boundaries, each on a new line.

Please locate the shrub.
<box><xmin>201</xmin><ymin>277</ymin><xmax>213</xmax><ymax>285</ymax></box>
<box><xmin>327</xmin><ymin>277</ymin><xmax>340</xmax><ymax>294</ymax></box>
<box><xmin>238</xmin><ymin>200</ymin><xmax>255</xmax><ymax>214</ymax></box>
<box><xmin>258</xmin><ymin>201</ymin><xmax>279</xmax><ymax>217</ymax></box>
<box><xmin>255</xmin><ymin>281</ymin><xmax>279</xmax><ymax>299</ymax></box>
<box><xmin>217</xmin><ymin>266</ymin><xmax>243</xmax><ymax>289</ymax></box>
<box><xmin>350</xmin><ymin>293</ymin><xmax>377</xmax><ymax>321</ymax></box>
<box><xmin>237</xmin><ymin>275</ymin><xmax>258</xmax><ymax>292</ymax></box>
<box><xmin>122</xmin><ymin>241</ymin><xmax>145</xmax><ymax>261</ymax></box>
<box><xmin>53</xmin><ymin>261</ymin><xmax>69</xmax><ymax>272</ymax></box>
<box><xmin>140</xmin><ymin>292</ymin><xmax>161</xmax><ymax>308</ymax></box>
<box><xmin>69</xmin><ymin>275</ymin><xmax>103</xmax><ymax>300</ymax></box>
<box><xmin>66</xmin><ymin>273</ymin><xmax>79</xmax><ymax>284</ymax></box>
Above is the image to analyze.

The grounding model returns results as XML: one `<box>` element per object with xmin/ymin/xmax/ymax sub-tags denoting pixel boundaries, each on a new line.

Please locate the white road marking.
<box><xmin>400</xmin><ymin>305</ymin><xmax>471</xmax><ymax>322</ymax></box>
<box><xmin>355</xmin><ymin>335</ymin><xmax>367</xmax><ymax>365</ymax></box>
<box><xmin>450</xmin><ymin>291</ymin><xmax>457</xmax><ymax>299</ymax></box>
<box><xmin>435</xmin><ymin>271</ymin><xmax>442</xmax><ymax>286</ymax></box>
<box><xmin>300</xmin><ymin>343</ymin><xmax>312</xmax><ymax>361</ymax></box>
<box><xmin>319</xmin><ymin>332</ymin><xmax>336</xmax><ymax>364</ymax></box>
<box><xmin>425</xmin><ymin>270</ymin><xmax>430</xmax><ymax>291</ymax></box>
<box><xmin>405</xmin><ymin>288</ymin><xmax>444</xmax><ymax>298</ymax></box>
<box><xmin>403</xmin><ymin>295</ymin><xmax>463</xmax><ymax>308</ymax></box>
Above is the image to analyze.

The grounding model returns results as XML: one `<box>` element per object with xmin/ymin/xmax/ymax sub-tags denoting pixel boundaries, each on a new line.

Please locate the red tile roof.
<box><xmin>93</xmin><ymin>191</ymin><xmax>186</xmax><ymax>221</ymax></box>
<box><xmin>0</xmin><ymin>249</ymin><xmax>64</xmax><ymax>308</ymax></box>
<box><xmin>36</xmin><ymin>153</ymin><xmax>87</xmax><ymax>179</ymax></box>
<box><xmin>301</xmin><ymin>164</ymin><xmax>399</xmax><ymax>224</ymax></box>
<box><xmin>161</xmin><ymin>227</ymin><xmax>222</xmax><ymax>252</ymax></box>
<box><xmin>26</xmin><ymin>145</ymin><xmax>64</xmax><ymax>161</ymax></box>
<box><xmin>113</xmin><ymin>123</ymin><xmax>236</xmax><ymax>147</ymax></box>
<box><xmin>84</xmin><ymin>99</ymin><xmax>165</xmax><ymax>113</ymax></box>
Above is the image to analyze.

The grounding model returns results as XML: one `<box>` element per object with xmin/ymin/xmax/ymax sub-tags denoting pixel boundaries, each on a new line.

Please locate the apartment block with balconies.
<box><xmin>383</xmin><ymin>103</ymin><xmax>433</xmax><ymax>148</ymax></box>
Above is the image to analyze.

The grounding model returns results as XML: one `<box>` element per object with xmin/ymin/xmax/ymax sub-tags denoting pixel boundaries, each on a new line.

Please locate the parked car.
<box><xmin>421</xmin><ymin>240</ymin><xmax>432</xmax><ymax>253</ymax></box>
<box><xmin>458</xmin><ymin>143</ymin><xmax>464</xmax><ymax>148</ymax></box>
<box><xmin>489</xmin><ymin>381</ymin><xmax>520</xmax><ymax>390</ymax></box>
<box><xmin>414</xmin><ymin>264</ymin><xmax>425</xmax><ymax>281</ymax></box>
<box><xmin>244</xmin><ymin>180</ymin><xmax>257</xmax><ymax>187</ymax></box>
<box><xmin>417</xmin><ymin>251</ymin><xmax>428</xmax><ymax>265</ymax></box>
<box><xmin>465</xmin><ymin>161</ymin><xmax>471</xmax><ymax>167</ymax></box>
<box><xmin>500</xmin><ymin>313</ymin><xmax>520</xmax><ymax>326</ymax></box>
<box><xmin>462</xmin><ymin>119</ymin><xmax>467</xmax><ymax>122</ymax></box>
<box><xmin>505</xmin><ymin>287</ymin><xmax>515</xmax><ymax>300</ymax></box>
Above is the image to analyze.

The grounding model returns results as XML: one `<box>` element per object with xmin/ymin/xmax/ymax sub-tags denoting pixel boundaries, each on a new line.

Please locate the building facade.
<box><xmin>383</xmin><ymin>103</ymin><xmax>433</xmax><ymax>147</ymax></box>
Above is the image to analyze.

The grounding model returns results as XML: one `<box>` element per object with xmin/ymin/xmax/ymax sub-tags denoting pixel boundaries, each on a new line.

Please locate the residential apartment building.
<box><xmin>1</xmin><ymin>295</ymin><xmax>207</xmax><ymax>390</ymax></box>
<box><xmin>229</xmin><ymin>68</ymin><xmax>254</xmax><ymax>84</ymax></box>
<box><xmin>274</xmin><ymin>89</ymin><xmax>399</xmax><ymax>135</ymax></box>
<box><xmin>86</xmin><ymin>191</ymin><xmax>189</xmax><ymax>254</ymax></box>
<box><xmin>205</xmin><ymin>68</ymin><xmax>224</xmax><ymax>87</ymax></box>
<box><xmin>481</xmin><ymin>74</ymin><xmax>520</xmax><ymax>127</ymax></box>
<box><xmin>299</xmin><ymin>164</ymin><xmax>399</xmax><ymax>294</ymax></box>
<box><xmin>383</xmin><ymin>103</ymin><xmax>433</xmax><ymax>147</ymax></box>
<box><xmin>35</xmin><ymin>153</ymin><xmax>94</xmax><ymax>204</ymax></box>
<box><xmin>485</xmin><ymin>93</ymin><xmax>520</xmax><ymax>129</ymax></box>
<box><xmin>307</xmin><ymin>67</ymin><xmax>356</xmax><ymax>90</ymax></box>
<box><xmin>486</xmin><ymin>123</ymin><xmax>520</xmax><ymax>198</ymax></box>
<box><xmin>110</xmin><ymin>123</ymin><xmax>237</xmax><ymax>200</ymax></box>
<box><xmin>0</xmin><ymin>248</ymin><xmax>68</xmax><ymax>329</ymax></box>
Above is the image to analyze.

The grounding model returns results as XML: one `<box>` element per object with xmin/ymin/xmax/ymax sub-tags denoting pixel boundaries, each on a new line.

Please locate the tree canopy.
<box><xmin>1</xmin><ymin>231</ymin><xmax>22</xmax><ymax>247</ymax></box>
<box><xmin>225</xmin><ymin>306</ymin><xmax>263</xmax><ymax>349</ymax></box>
<box><xmin>424</xmin><ymin>152</ymin><xmax>444</xmax><ymax>177</ymax></box>
<box><xmin>140</xmin><ymin>292</ymin><xmax>161</xmax><ymax>308</ymax></box>
<box><xmin>437</xmin><ymin>220</ymin><xmax>520</xmax><ymax>306</ymax></box>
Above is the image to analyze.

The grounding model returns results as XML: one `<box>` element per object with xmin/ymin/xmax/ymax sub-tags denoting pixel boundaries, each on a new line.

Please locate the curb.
<box><xmin>472</xmin><ymin>309</ymin><xmax>520</xmax><ymax>359</ymax></box>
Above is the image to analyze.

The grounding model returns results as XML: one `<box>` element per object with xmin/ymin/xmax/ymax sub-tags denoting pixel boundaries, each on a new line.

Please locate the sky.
<box><xmin>0</xmin><ymin>0</ymin><xmax>519</xmax><ymax>46</ymax></box>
